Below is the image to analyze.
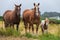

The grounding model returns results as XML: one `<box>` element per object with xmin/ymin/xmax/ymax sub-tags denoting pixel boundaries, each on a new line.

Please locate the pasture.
<box><xmin>0</xmin><ymin>20</ymin><xmax>60</xmax><ymax>40</ymax></box>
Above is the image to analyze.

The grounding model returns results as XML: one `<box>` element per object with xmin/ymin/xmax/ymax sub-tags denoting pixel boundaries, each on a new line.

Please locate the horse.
<box><xmin>3</xmin><ymin>4</ymin><xmax>21</xmax><ymax>31</ymax></box>
<box><xmin>23</xmin><ymin>3</ymin><xmax>40</xmax><ymax>33</ymax></box>
<box><xmin>40</xmin><ymin>18</ymin><xmax>49</xmax><ymax>34</ymax></box>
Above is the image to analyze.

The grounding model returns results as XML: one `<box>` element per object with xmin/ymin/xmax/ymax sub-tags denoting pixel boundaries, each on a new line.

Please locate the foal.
<box><xmin>40</xmin><ymin>18</ymin><xmax>49</xmax><ymax>34</ymax></box>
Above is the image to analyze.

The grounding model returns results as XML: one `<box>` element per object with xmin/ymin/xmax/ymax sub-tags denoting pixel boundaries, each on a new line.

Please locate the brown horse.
<box><xmin>23</xmin><ymin>3</ymin><xmax>40</xmax><ymax>33</ymax></box>
<box><xmin>3</xmin><ymin>4</ymin><xmax>21</xmax><ymax>31</ymax></box>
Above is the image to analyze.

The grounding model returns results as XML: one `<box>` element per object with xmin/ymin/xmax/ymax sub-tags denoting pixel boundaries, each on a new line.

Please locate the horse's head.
<box><xmin>15</xmin><ymin>4</ymin><xmax>22</xmax><ymax>16</ymax></box>
<box><xmin>33</xmin><ymin>3</ymin><xmax>40</xmax><ymax>16</ymax></box>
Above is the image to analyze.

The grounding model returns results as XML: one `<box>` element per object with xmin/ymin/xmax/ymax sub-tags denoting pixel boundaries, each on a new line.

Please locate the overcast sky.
<box><xmin>0</xmin><ymin>0</ymin><xmax>60</xmax><ymax>16</ymax></box>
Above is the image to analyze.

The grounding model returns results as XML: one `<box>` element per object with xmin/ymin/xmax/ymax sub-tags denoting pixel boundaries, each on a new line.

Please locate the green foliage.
<box><xmin>0</xmin><ymin>16</ymin><xmax>3</xmax><ymax>21</ymax></box>
<box><xmin>0</xmin><ymin>27</ymin><xmax>60</xmax><ymax>40</ymax></box>
<box><xmin>0</xmin><ymin>28</ymin><xmax>21</xmax><ymax>37</ymax></box>
<box><xmin>12</xmin><ymin>29</ymin><xmax>21</xmax><ymax>37</ymax></box>
<box><xmin>40</xmin><ymin>17</ymin><xmax>45</xmax><ymax>20</ymax></box>
<box><xmin>42</xmin><ymin>12</ymin><xmax>60</xmax><ymax>18</ymax></box>
<box><xmin>0</xmin><ymin>28</ymin><xmax>5</xmax><ymax>36</ymax></box>
<box><xmin>22</xmin><ymin>33</ymin><xmax>38</xmax><ymax>39</ymax></box>
<box><xmin>24</xmin><ymin>33</ymin><xmax>32</xmax><ymax>38</ymax></box>
<box><xmin>38</xmin><ymin>33</ymin><xmax>60</xmax><ymax>40</ymax></box>
<box><xmin>21</xmin><ymin>33</ymin><xmax>60</xmax><ymax>40</ymax></box>
<box><xmin>49</xmin><ymin>19</ymin><xmax>60</xmax><ymax>24</ymax></box>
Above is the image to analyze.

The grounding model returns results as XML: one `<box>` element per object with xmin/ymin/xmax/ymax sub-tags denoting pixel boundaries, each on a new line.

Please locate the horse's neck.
<box><xmin>45</xmin><ymin>21</ymin><xmax>46</xmax><ymax>24</ymax></box>
<box><xmin>38</xmin><ymin>11</ymin><xmax>40</xmax><ymax>15</ymax></box>
<box><xmin>13</xmin><ymin>9</ymin><xmax>17</xmax><ymax>13</ymax></box>
<box><xmin>12</xmin><ymin>9</ymin><xmax>18</xmax><ymax>17</ymax></box>
<box><xmin>33</xmin><ymin>8</ymin><xmax>36</xmax><ymax>13</ymax></box>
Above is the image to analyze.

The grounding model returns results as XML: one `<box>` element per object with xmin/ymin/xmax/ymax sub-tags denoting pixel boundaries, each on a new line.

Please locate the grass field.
<box><xmin>0</xmin><ymin>21</ymin><xmax>60</xmax><ymax>40</ymax></box>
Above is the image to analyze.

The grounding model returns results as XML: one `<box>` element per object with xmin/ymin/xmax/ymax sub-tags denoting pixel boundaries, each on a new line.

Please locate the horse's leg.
<box><xmin>24</xmin><ymin>22</ymin><xmax>28</xmax><ymax>33</ymax></box>
<box><xmin>16</xmin><ymin>24</ymin><xmax>19</xmax><ymax>31</ymax></box>
<box><xmin>36</xmin><ymin>24</ymin><xmax>39</xmax><ymax>34</ymax></box>
<box><xmin>29</xmin><ymin>23</ymin><xmax>31</xmax><ymax>33</ymax></box>
<box><xmin>45</xmin><ymin>25</ymin><xmax>48</xmax><ymax>34</ymax></box>
<box><xmin>13</xmin><ymin>25</ymin><xmax>14</xmax><ymax>29</ymax></box>
<box><xmin>10</xmin><ymin>24</ymin><xmax>11</xmax><ymax>27</ymax></box>
<box><xmin>9</xmin><ymin>24</ymin><xmax>14</xmax><ymax>30</ymax></box>
<box><xmin>4</xmin><ymin>22</ymin><xmax>8</xmax><ymax>28</ymax></box>
<box><xmin>31</xmin><ymin>24</ymin><xmax>34</xmax><ymax>33</ymax></box>
<box><xmin>42</xmin><ymin>28</ymin><xmax>44</xmax><ymax>34</ymax></box>
<box><xmin>11</xmin><ymin>24</ymin><xmax>14</xmax><ymax>29</ymax></box>
<box><xmin>41</xmin><ymin>25</ymin><xmax>44</xmax><ymax>34</ymax></box>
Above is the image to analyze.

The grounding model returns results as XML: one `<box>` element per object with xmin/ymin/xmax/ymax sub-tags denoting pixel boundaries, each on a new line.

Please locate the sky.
<box><xmin>0</xmin><ymin>0</ymin><xmax>60</xmax><ymax>16</ymax></box>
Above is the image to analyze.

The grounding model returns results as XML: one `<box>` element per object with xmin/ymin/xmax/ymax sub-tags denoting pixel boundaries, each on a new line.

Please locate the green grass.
<box><xmin>38</xmin><ymin>33</ymin><xmax>60</xmax><ymax>40</ymax></box>
<box><xmin>0</xmin><ymin>27</ymin><xmax>21</xmax><ymax>37</ymax></box>
<box><xmin>0</xmin><ymin>20</ymin><xmax>60</xmax><ymax>40</ymax></box>
<box><xmin>20</xmin><ymin>33</ymin><xmax>60</xmax><ymax>40</ymax></box>
<box><xmin>21</xmin><ymin>33</ymin><xmax>38</xmax><ymax>39</ymax></box>
<box><xmin>24</xmin><ymin>33</ymin><xmax>33</xmax><ymax>38</ymax></box>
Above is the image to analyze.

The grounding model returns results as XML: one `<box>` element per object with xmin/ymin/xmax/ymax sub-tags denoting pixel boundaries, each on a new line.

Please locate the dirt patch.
<box><xmin>0</xmin><ymin>36</ymin><xmax>38</xmax><ymax>40</ymax></box>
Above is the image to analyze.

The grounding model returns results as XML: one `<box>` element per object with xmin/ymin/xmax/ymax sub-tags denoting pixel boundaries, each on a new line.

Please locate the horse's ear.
<box><xmin>19</xmin><ymin>4</ymin><xmax>21</xmax><ymax>7</ymax></box>
<box><xmin>38</xmin><ymin>3</ymin><xmax>40</xmax><ymax>6</ymax></box>
<box><xmin>34</xmin><ymin>3</ymin><xmax>35</xmax><ymax>6</ymax></box>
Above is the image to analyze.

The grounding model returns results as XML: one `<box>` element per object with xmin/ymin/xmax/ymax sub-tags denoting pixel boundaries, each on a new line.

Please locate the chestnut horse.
<box><xmin>23</xmin><ymin>3</ymin><xmax>40</xmax><ymax>33</ymax></box>
<box><xmin>3</xmin><ymin>4</ymin><xmax>21</xmax><ymax>31</ymax></box>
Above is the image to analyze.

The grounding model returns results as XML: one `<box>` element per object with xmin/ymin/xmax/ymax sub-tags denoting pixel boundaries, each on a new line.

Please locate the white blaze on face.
<box><xmin>36</xmin><ymin>7</ymin><xmax>38</xmax><ymax>16</ymax></box>
<box><xmin>36</xmin><ymin>4</ymin><xmax>39</xmax><ymax>16</ymax></box>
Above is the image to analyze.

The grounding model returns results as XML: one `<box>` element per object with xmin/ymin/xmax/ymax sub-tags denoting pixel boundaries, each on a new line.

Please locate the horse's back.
<box><xmin>23</xmin><ymin>9</ymin><xmax>33</xmax><ymax>14</ymax></box>
<box><xmin>23</xmin><ymin>9</ymin><xmax>30</xmax><ymax>14</ymax></box>
<box><xmin>3</xmin><ymin>10</ymin><xmax>12</xmax><ymax>15</ymax></box>
<box><xmin>3</xmin><ymin>10</ymin><xmax>12</xmax><ymax>17</ymax></box>
<box><xmin>3</xmin><ymin>10</ymin><xmax>13</xmax><ymax>22</ymax></box>
<box><xmin>23</xmin><ymin>9</ymin><xmax>34</xmax><ymax>18</ymax></box>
